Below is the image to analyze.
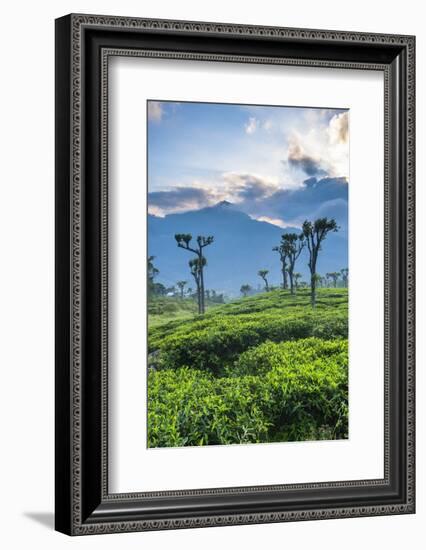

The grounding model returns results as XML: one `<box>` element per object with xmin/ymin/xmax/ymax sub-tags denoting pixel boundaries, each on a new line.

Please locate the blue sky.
<box><xmin>147</xmin><ymin>100</ymin><xmax>349</xmax><ymax>230</ymax></box>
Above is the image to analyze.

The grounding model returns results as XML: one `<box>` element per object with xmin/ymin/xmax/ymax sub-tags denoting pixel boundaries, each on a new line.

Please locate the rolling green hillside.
<box><xmin>147</xmin><ymin>288</ymin><xmax>348</xmax><ymax>448</ymax></box>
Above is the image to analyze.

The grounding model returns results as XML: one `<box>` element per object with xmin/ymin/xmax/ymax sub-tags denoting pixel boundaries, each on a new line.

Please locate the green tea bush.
<box><xmin>147</xmin><ymin>338</ymin><xmax>348</xmax><ymax>447</ymax></box>
<box><xmin>232</xmin><ymin>337</ymin><xmax>347</xmax><ymax>376</ymax></box>
<box><xmin>232</xmin><ymin>338</ymin><xmax>348</xmax><ymax>441</ymax></box>
<box><xmin>148</xmin><ymin>289</ymin><xmax>347</xmax><ymax>345</ymax></box>
<box><xmin>148</xmin><ymin>368</ymin><xmax>271</xmax><ymax>447</ymax></box>
<box><xmin>148</xmin><ymin>289</ymin><xmax>348</xmax><ymax>375</ymax></box>
<box><xmin>153</xmin><ymin>310</ymin><xmax>347</xmax><ymax>375</ymax></box>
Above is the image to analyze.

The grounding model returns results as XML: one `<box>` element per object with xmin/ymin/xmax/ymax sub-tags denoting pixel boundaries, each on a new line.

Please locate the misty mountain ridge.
<box><xmin>148</xmin><ymin>201</ymin><xmax>347</xmax><ymax>295</ymax></box>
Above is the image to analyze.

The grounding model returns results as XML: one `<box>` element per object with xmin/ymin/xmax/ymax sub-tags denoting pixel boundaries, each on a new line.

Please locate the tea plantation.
<box><xmin>147</xmin><ymin>288</ymin><xmax>348</xmax><ymax>448</ymax></box>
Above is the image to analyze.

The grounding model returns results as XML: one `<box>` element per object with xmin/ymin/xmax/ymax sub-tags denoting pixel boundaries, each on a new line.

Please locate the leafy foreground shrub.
<box><xmin>232</xmin><ymin>337</ymin><xmax>347</xmax><ymax>376</ymax></box>
<box><xmin>152</xmin><ymin>310</ymin><xmax>348</xmax><ymax>375</ymax></box>
<box><xmin>147</xmin><ymin>338</ymin><xmax>348</xmax><ymax>448</ymax></box>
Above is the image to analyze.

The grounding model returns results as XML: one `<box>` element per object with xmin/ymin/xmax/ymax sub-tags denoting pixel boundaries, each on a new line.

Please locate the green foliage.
<box><xmin>148</xmin><ymin>368</ymin><xmax>271</xmax><ymax>447</ymax></box>
<box><xmin>147</xmin><ymin>288</ymin><xmax>348</xmax><ymax>448</ymax></box>
<box><xmin>148</xmin><ymin>296</ymin><xmax>197</xmax><ymax>316</ymax></box>
<box><xmin>148</xmin><ymin>338</ymin><xmax>348</xmax><ymax>447</ymax></box>
<box><xmin>149</xmin><ymin>289</ymin><xmax>348</xmax><ymax>375</ymax></box>
<box><xmin>231</xmin><ymin>337</ymin><xmax>347</xmax><ymax>376</ymax></box>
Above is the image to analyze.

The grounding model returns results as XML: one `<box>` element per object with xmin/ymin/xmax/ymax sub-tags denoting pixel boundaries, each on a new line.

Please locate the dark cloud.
<box><xmin>241</xmin><ymin>176</ymin><xmax>348</xmax><ymax>228</ymax></box>
<box><xmin>303</xmin><ymin>177</ymin><xmax>318</xmax><ymax>188</ymax></box>
<box><xmin>148</xmin><ymin>187</ymin><xmax>211</xmax><ymax>213</ymax></box>
<box><xmin>148</xmin><ymin>175</ymin><xmax>348</xmax><ymax>228</ymax></box>
<box><xmin>287</xmin><ymin>140</ymin><xmax>328</xmax><ymax>178</ymax></box>
<box><xmin>222</xmin><ymin>173</ymin><xmax>278</xmax><ymax>201</ymax></box>
<box><xmin>149</xmin><ymin>173</ymin><xmax>279</xmax><ymax>216</ymax></box>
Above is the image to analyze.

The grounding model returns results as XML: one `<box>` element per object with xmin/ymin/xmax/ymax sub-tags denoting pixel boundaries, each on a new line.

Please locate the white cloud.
<box><xmin>262</xmin><ymin>120</ymin><xmax>273</xmax><ymax>131</ymax></box>
<box><xmin>245</xmin><ymin>117</ymin><xmax>258</xmax><ymax>135</ymax></box>
<box><xmin>148</xmin><ymin>101</ymin><xmax>164</xmax><ymax>122</ymax></box>
<box><xmin>282</xmin><ymin>113</ymin><xmax>349</xmax><ymax>180</ymax></box>
<box><xmin>148</xmin><ymin>106</ymin><xmax>350</xmax><ymax>217</ymax></box>
<box><xmin>147</xmin><ymin>206</ymin><xmax>167</xmax><ymax>217</ymax></box>
<box><xmin>328</xmin><ymin>111</ymin><xmax>349</xmax><ymax>145</ymax></box>
<box><xmin>148</xmin><ymin>172</ymin><xmax>281</xmax><ymax>216</ymax></box>
<box><xmin>252</xmin><ymin>216</ymin><xmax>294</xmax><ymax>229</ymax></box>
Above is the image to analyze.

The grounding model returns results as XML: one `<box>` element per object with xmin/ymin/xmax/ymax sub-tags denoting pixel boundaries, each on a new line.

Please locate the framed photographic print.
<box><xmin>55</xmin><ymin>14</ymin><xmax>415</xmax><ymax>535</ymax></box>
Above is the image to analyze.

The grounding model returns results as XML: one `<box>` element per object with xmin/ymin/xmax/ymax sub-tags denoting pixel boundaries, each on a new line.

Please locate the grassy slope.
<box><xmin>147</xmin><ymin>289</ymin><xmax>349</xmax><ymax>447</ymax></box>
<box><xmin>149</xmin><ymin>288</ymin><xmax>348</xmax><ymax>365</ymax></box>
<box><xmin>148</xmin><ymin>297</ymin><xmax>198</xmax><ymax>328</ymax></box>
<box><xmin>148</xmin><ymin>296</ymin><xmax>224</xmax><ymax>328</ymax></box>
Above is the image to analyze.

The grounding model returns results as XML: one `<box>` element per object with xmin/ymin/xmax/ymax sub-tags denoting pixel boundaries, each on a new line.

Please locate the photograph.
<box><xmin>147</xmin><ymin>100</ymin><xmax>350</xmax><ymax>448</ymax></box>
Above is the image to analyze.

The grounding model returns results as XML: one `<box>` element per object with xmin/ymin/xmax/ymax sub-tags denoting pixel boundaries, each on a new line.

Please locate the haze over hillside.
<box><xmin>148</xmin><ymin>201</ymin><xmax>347</xmax><ymax>295</ymax></box>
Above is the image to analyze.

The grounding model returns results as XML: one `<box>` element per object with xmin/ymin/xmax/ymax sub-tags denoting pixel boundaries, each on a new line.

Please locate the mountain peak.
<box><xmin>196</xmin><ymin>200</ymin><xmax>238</xmax><ymax>214</ymax></box>
<box><xmin>148</xmin><ymin>200</ymin><xmax>346</xmax><ymax>293</ymax></box>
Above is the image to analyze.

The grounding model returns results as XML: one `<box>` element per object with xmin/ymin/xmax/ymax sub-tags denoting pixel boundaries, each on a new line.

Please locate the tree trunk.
<box><xmin>197</xmin><ymin>280</ymin><xmax>203</xmax><ymax>314</ymax></box>
<box><xmin>289</xmin><ymin>271</ymin><xmax>294</xmax><ymax>295</ymax></box>
<box><xmin>283</xmin><ymin>264</ymin><xmax>288</xmax><ymax>289</ymax></box>
<box><xmin>199</xmin><ymin>257</ymin><xmax>205</xmax><ymax>314</ymax></box>
<box><xmin>197</xmin><ymin>284</ymin><xmax>202</xmax><ymax>313</ymax></box>
<box><xmin>191</xmin><ymin>275</ymin><xmax>201</xmax><ymax>314</ymax></box>
<box><xmin>310</xmin><ymin>273</ymin><xmax>316</xmax><ymax>307</ymax></box>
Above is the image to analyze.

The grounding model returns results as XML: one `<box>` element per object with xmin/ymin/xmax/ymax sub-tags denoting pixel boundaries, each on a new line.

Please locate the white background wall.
<box><xmin>0</xmin><ymin>0</ymin><xmax>423</xmax><ymax>548</ymax></box>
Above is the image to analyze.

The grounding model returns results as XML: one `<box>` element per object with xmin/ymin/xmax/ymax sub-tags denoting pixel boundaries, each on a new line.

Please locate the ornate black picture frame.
<box><xmin>55</xmin><ymin>14</ymin><xmax>415</xmax><ymax>535</ymax></box>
